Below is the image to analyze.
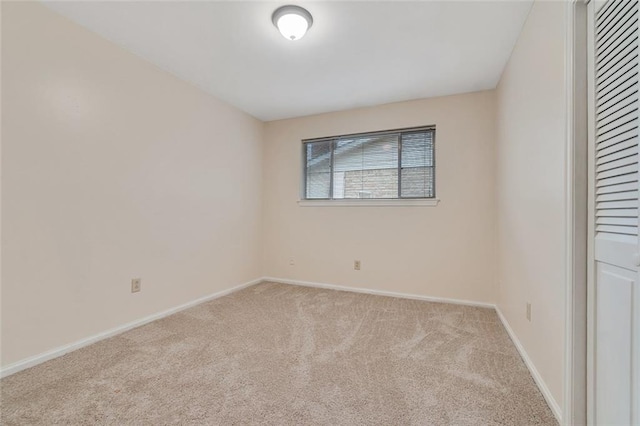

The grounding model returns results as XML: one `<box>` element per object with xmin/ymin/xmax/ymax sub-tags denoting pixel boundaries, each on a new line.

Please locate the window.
<box><xmin>302</xmin><ymin>126</ymin><xmax>435</xmax><ymax>201</ymax></box>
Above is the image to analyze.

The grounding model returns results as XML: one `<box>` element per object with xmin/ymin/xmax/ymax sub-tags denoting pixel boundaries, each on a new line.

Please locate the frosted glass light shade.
<box><xmin>272</xmin><ymin>5</ymin><xmax>313</xmax><ymax>41</ymax></box>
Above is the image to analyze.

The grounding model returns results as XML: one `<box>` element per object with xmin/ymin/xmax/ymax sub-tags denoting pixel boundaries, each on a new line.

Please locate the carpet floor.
<box><xmin>1</xmin><ymin>282</ymin><xmax>557</xmax><ymax>425</ymax></box>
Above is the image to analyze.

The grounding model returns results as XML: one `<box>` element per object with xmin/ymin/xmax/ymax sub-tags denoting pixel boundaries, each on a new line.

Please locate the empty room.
<box><xmin>1</xmin><ymin>0</ymin><xmax>638</xmax><ymax>424</ymax></box>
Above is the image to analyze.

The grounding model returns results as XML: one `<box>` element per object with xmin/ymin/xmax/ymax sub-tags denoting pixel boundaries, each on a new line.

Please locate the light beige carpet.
<box><xmin>1</xmin><ymin>282</ymin><xmax>556</xmax><ymax>425</ymax></box>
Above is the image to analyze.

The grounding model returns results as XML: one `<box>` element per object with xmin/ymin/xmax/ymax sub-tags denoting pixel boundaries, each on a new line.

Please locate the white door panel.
<box><xmin>595</xmin><ymin>263</ymin><xmax>634</xmax><ymax>425</ymax></box>
<box><xmin>589</xmin><ymin>0</ymin><xmax>640</xmax><ymax>424</ymax></box>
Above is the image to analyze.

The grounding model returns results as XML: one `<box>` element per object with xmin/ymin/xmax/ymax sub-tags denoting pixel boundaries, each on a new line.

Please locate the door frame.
<box><xmin>565</xmin><ymin>1</ymin><xmax>589</xmax><ymax>424</ymax></box>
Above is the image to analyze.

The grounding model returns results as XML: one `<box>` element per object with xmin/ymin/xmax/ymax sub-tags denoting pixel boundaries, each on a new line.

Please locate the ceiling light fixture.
<box><xmin>272</xmin><ymin>5</ymin><xmax>313</xmax><ymax>41</ymax></box>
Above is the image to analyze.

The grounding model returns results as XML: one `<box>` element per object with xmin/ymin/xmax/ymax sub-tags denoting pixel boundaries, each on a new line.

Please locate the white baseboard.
<box><xmin>0</xmin><ymin>278</ymin><xmax>262</xmax><ymax>379</ymax></box>
<box><xmin>263</xmin><ymin>276</ymin><xmax>496</xmax><ymax>309</ymax></box>
<box><xmin>495</xmin><ymin>306</ymin><xmax>562</xmax><ymax>423</ymax></box>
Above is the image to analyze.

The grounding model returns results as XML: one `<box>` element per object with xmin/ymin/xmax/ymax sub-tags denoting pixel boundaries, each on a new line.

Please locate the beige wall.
<box><xmin>1</xmin><ymin>3</ymin><xmax>263</xmax><ymax>367</ymax></box>
<box><xmin>263</xmin><ymin>91</ymin><xmax>497</xmax><ymax>303</ymax></box>
<box><xmin>496</xmin><ymin>1</ymin><xmax>567</xmax><ymax>411</ymax></box>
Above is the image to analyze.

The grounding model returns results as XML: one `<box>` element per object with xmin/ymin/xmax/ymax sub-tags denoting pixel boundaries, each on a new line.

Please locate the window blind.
<box><xmin>303</xmin><ymin>127</ymin><xmax>435</xmax><ymax>200</ymax></box>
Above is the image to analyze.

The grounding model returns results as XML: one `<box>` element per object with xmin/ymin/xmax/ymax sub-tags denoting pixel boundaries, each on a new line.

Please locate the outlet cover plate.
<box><xmin>131</xmin><ymin>278</ymin><xmax>141</xmax><ymax>293</ymax></box>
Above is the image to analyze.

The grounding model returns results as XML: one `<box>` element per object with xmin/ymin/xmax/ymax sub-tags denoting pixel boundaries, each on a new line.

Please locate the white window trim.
<box><xmin>298</xmin><ymin>198</ymin><xmax>440</xmax><ymax>207</ymax></box>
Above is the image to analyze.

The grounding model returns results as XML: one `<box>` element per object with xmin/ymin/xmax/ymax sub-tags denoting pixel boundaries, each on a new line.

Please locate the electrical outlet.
<box><xmin>131</xmin><ymin>278</ymin><xmax>141</xmax><ymax>293</ymax></box>
<box><xmin>354</xmin><ymin>260</ymin><xmax>361</xmax><ymax>270</ymax></box>
<box><xmin>289</xmin><ymin>259</ymin><xmax>295</xmax><ymax>266</ymax></box>
<box><xmin>526</xmin><ymin>302</ymin><xmax>531</xmax><ymax>321</ymax></box>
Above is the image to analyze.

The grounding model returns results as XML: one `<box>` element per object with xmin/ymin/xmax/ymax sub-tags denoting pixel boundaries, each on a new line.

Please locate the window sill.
<box><xmin>297</xmin><ymin>199</ymin><xmax>440</xmax><ymax>207</ymax></box>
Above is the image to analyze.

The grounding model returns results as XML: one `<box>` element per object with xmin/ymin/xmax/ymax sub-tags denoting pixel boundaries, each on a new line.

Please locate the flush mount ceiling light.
<box><xmin>272</xmin><ymin>5</ymin><xmax>313</xmax><ymax>41</ymax></box>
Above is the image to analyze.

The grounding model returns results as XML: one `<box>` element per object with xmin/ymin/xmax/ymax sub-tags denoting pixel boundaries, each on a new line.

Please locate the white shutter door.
<box><xmin>590</xmin><ymin>0</ymin><xmax>640</xmax><ymax>424</ymax></box>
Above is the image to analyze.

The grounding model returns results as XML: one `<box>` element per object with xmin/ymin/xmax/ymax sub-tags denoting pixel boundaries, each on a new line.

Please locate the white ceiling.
<box><xmin>43</xmin><ymin>1</ymin><xmax>533</xmax><ymax>121</ymax></box>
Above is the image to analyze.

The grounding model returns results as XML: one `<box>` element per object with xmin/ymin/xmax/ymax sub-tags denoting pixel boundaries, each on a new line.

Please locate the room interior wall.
<box><xmin>495</xmin><ymin>0</ymin><xmax>567</xmax><ymax>415</ymax></box>
<box><xmin>1</xmin><ymin>2</ymin><xmax>264</xmax><ymax>367</ymax></box>
<box><xmin>262</xmin><ymin>91</ymin><xmax>498</xmax><ymax>304</ymax></box>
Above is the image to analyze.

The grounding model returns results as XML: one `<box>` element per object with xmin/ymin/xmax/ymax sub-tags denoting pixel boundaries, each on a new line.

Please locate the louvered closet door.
<box><xmin>590</xmin><ymin>0</ymin><xmax>640</xmax><ymax>424</ymax></box>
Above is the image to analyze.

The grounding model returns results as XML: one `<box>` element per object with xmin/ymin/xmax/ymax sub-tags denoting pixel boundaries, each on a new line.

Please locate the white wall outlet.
<box><xmin>289</xmin><ymin>259</ymin><xmax>295</xmax><ymax>266</ymax></box>
<box><xmin>131</xmin><ymin>278</ymin><xmax>141</xmax><ymax>293</ymax></box>
<box><xmin>526</xmin><ymin>302</ymin><xmax>531</xmax><ymax>321</ymax></box>
<box><xmin>354</xmin><ymin>260</ymin><xmax>361</xmax><ymax>270</ymax></box>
